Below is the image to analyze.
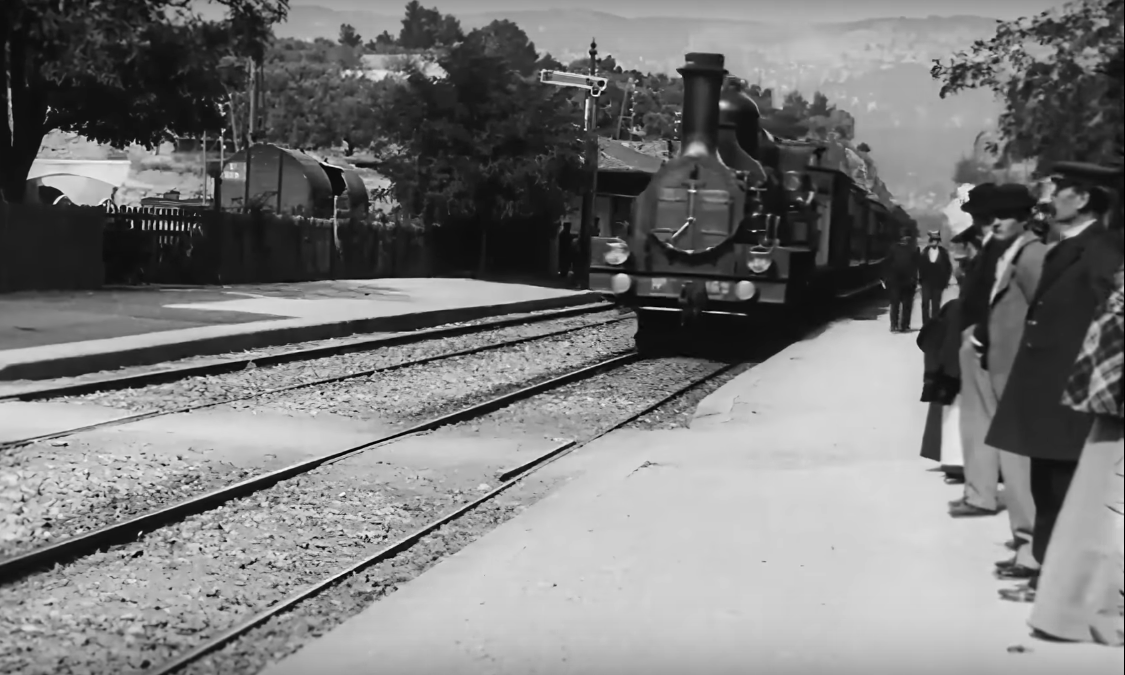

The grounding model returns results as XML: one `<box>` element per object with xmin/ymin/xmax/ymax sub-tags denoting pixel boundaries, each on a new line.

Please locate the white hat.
<box><xmin>943</xmin><ymin>183</ymin><xmax>976</xmax><ymax>239</ymax></box>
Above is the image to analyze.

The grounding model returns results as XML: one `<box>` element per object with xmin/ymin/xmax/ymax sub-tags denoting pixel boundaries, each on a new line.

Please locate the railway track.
<box><xmin>0</xmin><ymin>351</ymin><xmax>640</xmax><ymax>582</ymax></box>
<box><xmin>0</xmin><ymin>301</ymin><xmax>615</xmax><ymax>404</ymax></box>
<box><xmin>148</xmin><ymin>356</ymin><xmax>741</xmax><ymax>675</ymax></box>
<box><xmin>0</xmin><ymin>304</ymin><xmax>626</xmax><ymax>451</ymax></box>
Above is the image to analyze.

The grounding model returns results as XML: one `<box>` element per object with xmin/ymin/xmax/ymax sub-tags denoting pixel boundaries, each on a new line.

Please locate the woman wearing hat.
<box><xmin>987</xmin><ymin>161</ymin><xmax>1125</xmax><ymax>605</ymax></box>
<box><xmin>1026</xmin><ymin>260</ymin><xmax>1124</xmax><ymax>644</ymax></box>
<box><xmin>918</xmin><ymin>183</ymin><xmax>1000</xmax><ymax>479</ymax></box>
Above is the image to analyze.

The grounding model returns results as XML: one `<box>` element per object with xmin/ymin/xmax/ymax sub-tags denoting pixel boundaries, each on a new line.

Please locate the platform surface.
<box><xmin>0</xmin><ymin>279</ymin><xmax>599</xmax><ymax>381</ymax></box>
<box><xmin>261</xmin><ymin>298</ymin><xmax>1124</xmax><ymax>675</ymax></box>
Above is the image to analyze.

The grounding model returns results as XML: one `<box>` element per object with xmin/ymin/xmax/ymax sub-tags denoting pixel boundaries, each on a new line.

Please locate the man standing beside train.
<box><xmin>882</xmin><ymin>233</ymin><xmax>921</xmax><ymax>333</ymax></box>
<box><xmin>918</xmin><ymin>230</ymin><xmax>953</xmax><ymax>326</ymax></box>
<box><xmin>986</xmin><ymin>162</ymin><xmax>1124</xmax><ymax>600</ymax></box>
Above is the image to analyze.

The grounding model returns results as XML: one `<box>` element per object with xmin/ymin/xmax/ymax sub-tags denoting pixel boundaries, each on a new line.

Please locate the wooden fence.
<box><xmin>2</xmin><ymin>203</ymin><xmax>434</xmax><ymax>291</ymax></box>
<box><xmin>1</xmin><ymin>202</ymin><xmax>105</xmax><ymax>292</ymax></box>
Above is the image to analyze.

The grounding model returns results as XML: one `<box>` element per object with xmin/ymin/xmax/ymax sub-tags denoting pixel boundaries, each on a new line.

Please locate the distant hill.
<box><xmin>196</xmin><ymin>4</ymin><xmax>1015</xmax><ymax>212</ymax></box>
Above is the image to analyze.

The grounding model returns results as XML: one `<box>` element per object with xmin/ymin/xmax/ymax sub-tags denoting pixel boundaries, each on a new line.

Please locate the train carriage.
<box><xmin>586</xmin><ymin>52</ymin><xmax>916</xmax><ymax>352</ymax></box>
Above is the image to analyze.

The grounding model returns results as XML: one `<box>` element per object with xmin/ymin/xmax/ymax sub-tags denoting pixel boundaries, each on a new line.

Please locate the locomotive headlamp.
<box><xmin>610</xmin><ymin>273</ymin><xmax>632</xmax><ymax>294</ymax></box>
<box><xmin>734</xmin><ymin>280</ymin><xmax>757</xmax><ymax>300</ymax></box>
<box><xmin>746</xmin><ymin>250</ymin><xmax>772</xmax><ymax>274</ymax></box>
<box><xmin>603</xmin><ymin>240</ymin><xmax>630</xmax><ymax>265</ymax></box>
<box><xmin>782</xmin><ymin>171</ymin><xmax>803</xmax><ymax>192</ymax></box>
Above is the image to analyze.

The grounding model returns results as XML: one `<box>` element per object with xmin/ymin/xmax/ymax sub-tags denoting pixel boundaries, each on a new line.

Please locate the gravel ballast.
<box><xmin>57</xmin><ymin>310</ymin><xmax>627</xmax><ymax>413</ymax></box>
<box><xmin>0</xmin><ymin>319</ymin><xmax>634</xmax><ymax>561</ymax></box>
<box><xmin>1</xmin><ymin>354</ymin><xmax>731</xmax><ymax>675</ymax></box>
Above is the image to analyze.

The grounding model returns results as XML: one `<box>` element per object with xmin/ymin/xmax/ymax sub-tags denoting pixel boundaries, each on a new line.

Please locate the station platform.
<box><xmin>261</xmin><ymin>301</ymin><xmax>1124</xmax><ymax>675</ymax></box>
<box><xmin>0</xmin><ymin>279</ymin><xmax>601</xmax><ymax>381</ymax></box>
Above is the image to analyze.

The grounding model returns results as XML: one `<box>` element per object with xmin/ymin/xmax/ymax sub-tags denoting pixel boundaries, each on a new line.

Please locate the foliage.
<box><xmin>370</xmin><ymin>37</ymin><xmax>584</xmax><ymax>228</ymax></box>
<box><xmin>397</xmin><ymin>0</ymin><xmax>463</xmax><ymax>50</ymax></box>
<box><xmin>0</xmin><ymin>0</ymin><xmax>288</xmax><ymax>201</ymax></box>
<box><xmin>338</xmin><ymin>23</ymin><xmax>362</xmax><ymax>48</ymax></box>
<box><xmin>931</xmin><ymin>0</ymin><xmax>1124</xmax><ymax>168</ymax></box>
<box><xmin>951</xmin><ymin>155</ymin><xmax>998</xmax><ymax>185</ymax></box>
<box><xmin>252</xmin><ymin>38</ymin><xmax>385</xmax><ymax>151</ymax></box>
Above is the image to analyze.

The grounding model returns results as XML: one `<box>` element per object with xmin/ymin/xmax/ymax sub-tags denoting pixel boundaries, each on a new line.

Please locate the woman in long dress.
<box><xmin>1028</xmin><ymin>262</ymin><xmax>1124</xmax><ymax>645</ymax></box>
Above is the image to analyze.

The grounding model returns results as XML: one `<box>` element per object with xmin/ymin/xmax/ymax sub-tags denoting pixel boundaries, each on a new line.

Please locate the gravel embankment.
<box><xmin>60</xmin><ymin>309</ymin><xmax>627</xmax><ymax>413</ymax></box>
<box><xmin>229</xmin><ymin>320</ymin><xmax>637</xmax><ymax>425</ymax></box>
<box><xmin>436</xmin><ymin>357</ymin><xmax>729</xmax><ymax>441</ymax></box>
<box><xmin>0</xmin><ymin>305</ymin><xmax>616</xmax><ymax>401</ymax></box>
<box><xmin>0</xmin><ymin>319</ymin><xmax>635</xmax><ymax>560</ymax></box>
<box><xmin>1</xmin><ymin>354</ymin><xmax>729</xmax><ymax>675</ymax></box>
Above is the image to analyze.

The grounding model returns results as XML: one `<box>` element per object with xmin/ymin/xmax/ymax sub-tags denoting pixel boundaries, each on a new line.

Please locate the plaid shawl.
<box><xmin>1062</xmin><ymin>264</ymin><xmax>1125</xmax><ymax>418</ymax></box>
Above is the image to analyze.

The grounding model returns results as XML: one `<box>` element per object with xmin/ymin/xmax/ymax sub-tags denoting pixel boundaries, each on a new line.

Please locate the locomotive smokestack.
<box><xmin>677</xmin><ymin>53</ymin><xmax>728</xmax><ymax>157</ymax></box>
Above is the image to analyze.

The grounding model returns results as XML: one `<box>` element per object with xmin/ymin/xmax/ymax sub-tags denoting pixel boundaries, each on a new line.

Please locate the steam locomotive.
<box><xmin>587</xmin><ymin>52</ymin><xmax>915</xmax><ymax>352</ymax></box>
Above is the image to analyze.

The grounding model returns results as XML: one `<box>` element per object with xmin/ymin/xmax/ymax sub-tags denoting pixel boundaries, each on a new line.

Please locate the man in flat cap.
<box><xmin>960</xmin><ymin>184</ymin><xmax>1049</xmax><ymax>577</ymax></box>
<box><xmin>918</xmin><ymin>229</ymin><xmax>953</xmax><ymax>326</ymax></box>
<box><xmin>987</xmin><ymin>161</ymin><xmax>1125</xmax><ymax>601</ymax></box>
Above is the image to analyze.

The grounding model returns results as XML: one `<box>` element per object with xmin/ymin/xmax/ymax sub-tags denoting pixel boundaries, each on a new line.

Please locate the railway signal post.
<box><xmin>539</xmin><ymin>40</ymin><xmax>607</xmax><ymax>289</ymax></box>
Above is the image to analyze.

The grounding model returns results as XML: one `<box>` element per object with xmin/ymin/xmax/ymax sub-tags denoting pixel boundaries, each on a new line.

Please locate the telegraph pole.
<box><xmin>537</xmin><ymin>41</ymin><xmax>607</xmax><ymax>290</ymax></box>
<box><xmin>577</xmin><ymin>39</ymin><xmax>600</xmax><ymax>289</ymax></box>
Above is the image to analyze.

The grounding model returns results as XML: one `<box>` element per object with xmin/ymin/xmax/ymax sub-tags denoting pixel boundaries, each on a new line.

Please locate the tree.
<box><xmin>338</xmin><ymin>23</ymin><xmax>363</xmax><ymax>48</ymax></box>
<box><xmin>371</xmin><ymin>37</ymin><xmax>583</xmax><ymax>276</ymax></box>
<box><xmin>467</xmin><ymin>20</ymin><xmax>540</xmax><ymax>76</ymax></box>
<box><xmin>398</xmin><ymin>1</ymin><xmax>463</xmax><ymax>50</ymax></box>
<box><xmin>0</xmin><ymin>0</ymin><xmax>287</xmax><ymax>202</ymax></box>
<box><xmin>781</xmin><ymin>91</ymin><xmax>810</xmax><ymax>119</ymax></box>
<box><xmin>931</xmin><ymin>0</ymin><xmax>1124</xmax><ymax>168</ymax></box>
<box><xmin>952</xmin><ymin>155</ymin><xmax>996</xmax><ymax>185</ymax></box>
<box><xmin>809</xmin><ymin>91</ymin><xmax>835</xmax><ymax>117</ymax></box>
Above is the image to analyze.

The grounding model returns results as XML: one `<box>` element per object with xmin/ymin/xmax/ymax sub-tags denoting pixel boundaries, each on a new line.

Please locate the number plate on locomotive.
<box><xmin>647</xmin><ymin>277</ymin><xmax>677</xmax><ymax>296</ymax></box>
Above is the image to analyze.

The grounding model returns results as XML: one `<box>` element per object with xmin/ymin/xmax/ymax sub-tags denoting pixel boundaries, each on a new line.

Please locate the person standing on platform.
<box><xmin>947</xmin><ymin>183</ymin><xmax>1014</xmax><ymax>517</ymax></box>
<box><xmin>961</xmin><ymin>185</ymin><xmax>1048</xmax><ymax>575</ymax></box>
<box><xmin>882</xmin><ymin>233</ymin><xmax>922</xmax><ymax>333</ymax></box>
<box><xmin>558</xmin><ymin>221</ymin><xmax>575</xmax><ymax>281</ymax></box>
<box><xmin>1028</xmin><ymin>261</ymin><xmax>1124</xmax><ymax>643</ymax></box>
<box><xmin>918</xmin><ymin>230</ymin><xmax>953</xmax><ymax>326</ymax></box>
<box><xmin>987</xmin><ymin>162</ymin><xmax>1125</xmax><ymax>602</ymax></box>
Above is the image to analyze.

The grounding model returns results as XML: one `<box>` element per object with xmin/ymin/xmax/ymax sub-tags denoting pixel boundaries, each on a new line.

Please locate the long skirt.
<box><xmin>1029</xmin><ymin>416</ymin><xmax>1124</xmax><ymax>644</ymax></box>
<box><xmin>939</xmin><ymin>395</ymin><xmax>964</xmax><ymax>469</ymax></box>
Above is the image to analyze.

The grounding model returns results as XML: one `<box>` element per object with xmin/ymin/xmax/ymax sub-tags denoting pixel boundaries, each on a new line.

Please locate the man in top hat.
<box><xmin>918</xmin><ymin>229</ymin><xmax>953</xmax><ymax>325</ymax></box>
<box><xmin>957</xmin><ymin>184</ymin><xmax>1048</xmax><ymax>575</ymax></box>
<box><xmin>881</xmin><ymin>232</ymin><xmax>922</xmax><ymax>332</ymax></box>
<box><xmin>986</xmin><ymin>161</ymin><xmax>1125</xmax><ymax>597</ymax></box>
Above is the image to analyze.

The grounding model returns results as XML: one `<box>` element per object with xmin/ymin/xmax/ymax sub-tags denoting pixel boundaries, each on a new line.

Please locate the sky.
<box><xmin>299</xmin><ymin>0</ymin><xmax>1068</xmax><ymax>22</ymax></box>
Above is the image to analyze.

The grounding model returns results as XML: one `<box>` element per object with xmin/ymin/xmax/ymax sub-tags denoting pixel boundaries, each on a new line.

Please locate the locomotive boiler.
<box><xmin>587</xmin><ymin>52</ymin><xmax>912</xmax><ymax>353</ymax></box>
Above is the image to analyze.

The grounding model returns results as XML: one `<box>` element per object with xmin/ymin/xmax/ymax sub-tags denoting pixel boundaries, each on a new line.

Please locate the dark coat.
<box><xmin>882</xmin><ymin>242</ymin><xmax>921</xmax><ymax>288</ymax></box>
<box><xmin>918</xmin><ymin>245</ymin><xmax>953</xmax><ymax>289</ymax></box>
<box><xmin>985</xmin><ymin>223</ymin><xmax>1125</xmax><ymax>461</ymax></box>
<box><xmin>917</xmin><ymin>298</ymin><xmax>962</xmax><ymax>405</ymax></box>
<box><xmin>958</xmin><ymin>236</ymin><xmax>1013</xmax><ymax>331</ymax></box>
<box><xmin>918</xmin><ymin>299</ymin><xmax>964</xmax><ymax>462</ymax></box>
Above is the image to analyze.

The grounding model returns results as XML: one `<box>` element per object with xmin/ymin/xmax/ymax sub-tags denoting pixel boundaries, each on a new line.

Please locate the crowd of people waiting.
<box><xmin>889</xmin><ymin>160</ymin><xmax>1124</xmax><ymax>646</ymax></box>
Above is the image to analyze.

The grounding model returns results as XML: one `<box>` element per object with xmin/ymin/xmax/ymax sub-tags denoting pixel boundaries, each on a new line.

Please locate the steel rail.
<box><xmin>0</xmin><ymin>352</ymin><xmax>640</xmax><ymax>583</ymax></box>
<box><xmin>141</xmin><ymin>359</ymin><xmax>741</xmax><ymax>675</ymax></box>
<box><xmin>0</xmin><ymin>313</ymin><xmax>631</xmax><ymax>452</ymax></box>
<box><xmin>0</xmin><ymin>301</ymin><xmax>615</xmax><ymax>402</ymax></box>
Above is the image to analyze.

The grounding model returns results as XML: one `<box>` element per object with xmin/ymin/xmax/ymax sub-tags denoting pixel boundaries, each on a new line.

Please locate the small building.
<box><xmin>216</xmin><ymin>143</ymin><xmax>370</xmax><ymax>219</ymax></box>
<box><xmin>568</xmin><ymin>137</ymin><xmax>666</xmax><ymax>238</ymax></box>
